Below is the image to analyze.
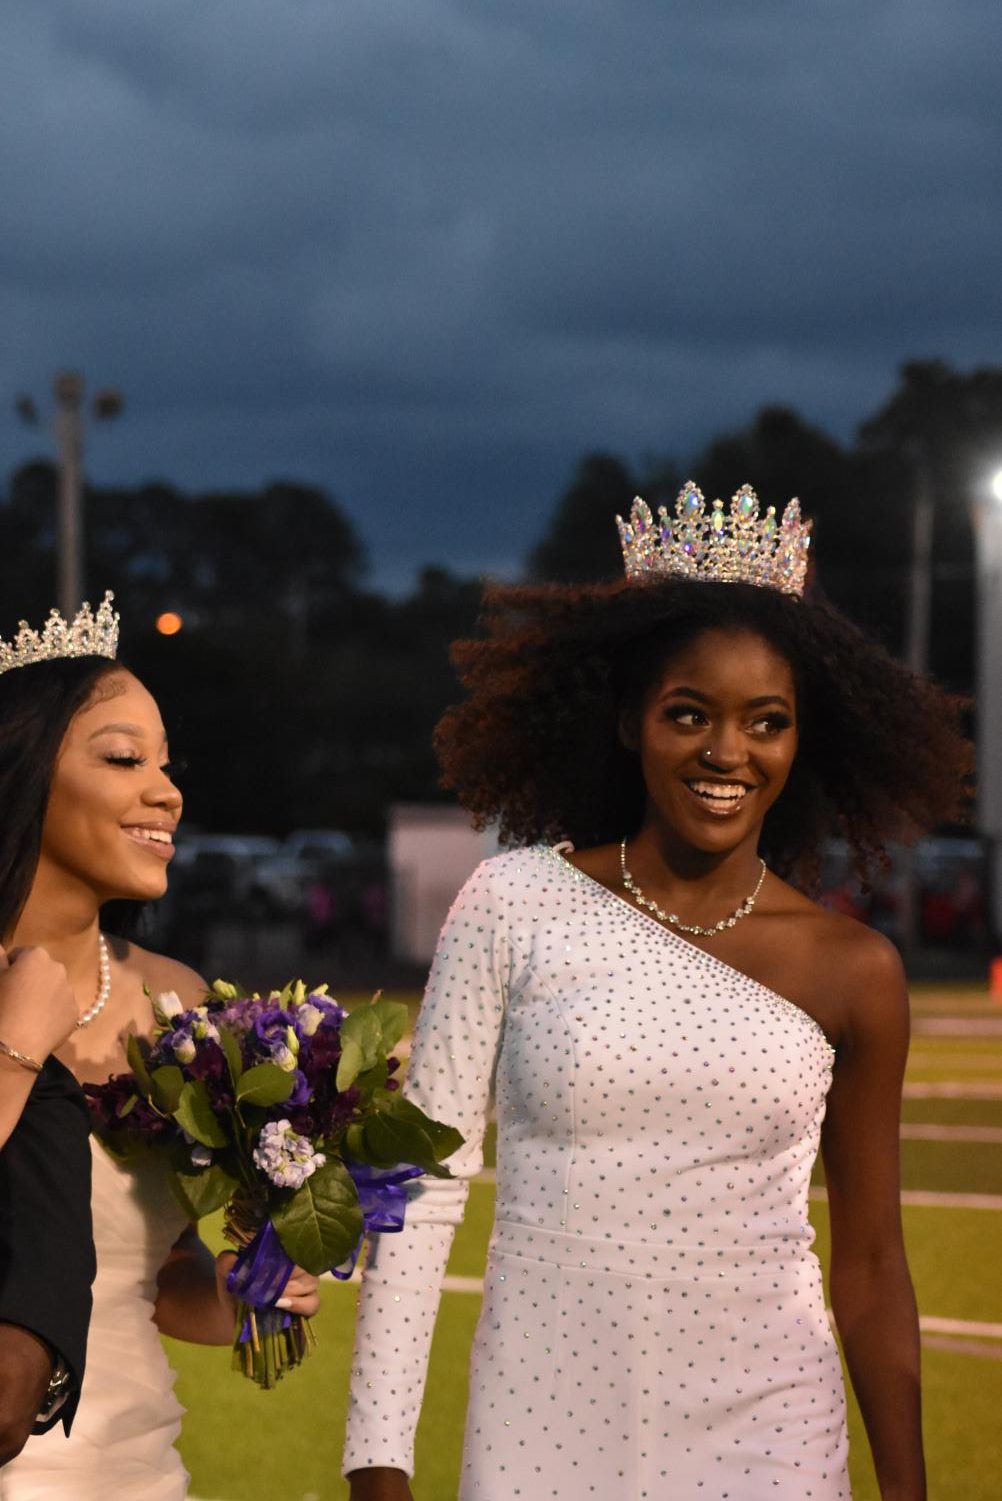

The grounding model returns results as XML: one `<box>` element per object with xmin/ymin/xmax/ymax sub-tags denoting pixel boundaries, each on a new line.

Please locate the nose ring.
<box><xmin>700</xmin><ymin>746</ymin><xmax>715</xmax><ymax>763</ymax></box>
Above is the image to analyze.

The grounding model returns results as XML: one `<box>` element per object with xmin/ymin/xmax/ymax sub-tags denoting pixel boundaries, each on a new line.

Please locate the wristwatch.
<box><xmin>37</xmin><ymin>1355</ymin><xmax>72</xmax><ymax>1421</ymax></box>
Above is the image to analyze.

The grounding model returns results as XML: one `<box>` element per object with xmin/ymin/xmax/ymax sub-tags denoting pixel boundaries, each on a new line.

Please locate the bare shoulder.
<box><xmin>815</xmin><ymin>904</ymin><xmax>903</xmax><ymax>990</ymax></box>
<box><xmin>775</xmin><ymin>880</ymin><xmax>908</xmax><ymax>1034</ymax></box>
<box><xmin>564</xmin><ymin>841</ymin><xmax>620</xmax><ymax>884</ymax></box>
<box><xmin>115</xmin><ymin>940</ymin><xmax>208</xmax><ymax>1009</ymax></box>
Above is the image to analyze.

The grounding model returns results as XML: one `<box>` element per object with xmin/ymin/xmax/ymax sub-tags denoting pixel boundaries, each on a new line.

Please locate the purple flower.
<box><xmin>286</xmin><ymin>1068</ymin><xmax>312</xmax><ymax>1109</ymax></box>
<box><xmin>252</xmin><ymin>1119</ymin><xmax>326</xmax><ymax>1189</ymax></box>
<box><xmin>186</xmin><ymin>1038</ymin><xmax>231</xmax><ymax>1098</ymax></box>
<box><xmin>84</xmin><ymin>1073</ymin><xmax>179</xmax><ymax>1144</ymax></box>
<box><xmin>253</xmin><ymin>1005</ymin><xmax>293</xmax><ymax>1045</ymax></box>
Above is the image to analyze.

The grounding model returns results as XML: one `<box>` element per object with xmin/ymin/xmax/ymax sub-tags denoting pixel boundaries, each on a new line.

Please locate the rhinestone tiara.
<box><xmin>616</xmin><ymin>482</ymin><xmax>812</xmax><ymax>598</ymax></box>
<box><xmin>0</xmin><ymin>591</ymin><xmax>120</xmax><ymax>677</ymax></box>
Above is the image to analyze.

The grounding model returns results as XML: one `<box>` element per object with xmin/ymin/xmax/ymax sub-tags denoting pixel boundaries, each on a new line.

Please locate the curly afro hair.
<box><xmin>434</xmin><ymin>577</ymin><xmax>972</xmax><ymax>889</ymax></box>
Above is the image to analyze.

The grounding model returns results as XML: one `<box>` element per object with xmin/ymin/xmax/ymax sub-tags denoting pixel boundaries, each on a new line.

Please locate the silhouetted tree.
<box><xmin>7</xmin><ymin>360</ymin><xmax>1000</xmax><ymax>835</ymax></box>
<box><xmin>858</xmin><ymin>359</ymin><xmax>1002</xmax><ymax>690</ymax></box>
<box><xmin>689</xmin><ymin>405</ymin><xmax>913</xmax><ymax>654</ymax></box>
<box><xmin>527</xmin><ymin>453</ymin><xmax>641</xmax><ymax>583</ymax></box>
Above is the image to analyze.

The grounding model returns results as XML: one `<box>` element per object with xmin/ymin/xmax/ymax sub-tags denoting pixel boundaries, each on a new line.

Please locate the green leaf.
<box><xmin>361</xmin><ymin>1110</ymin><xmax>437</xmax><ymax>1171</ymax></box>
<box><xmin>235</xmin><ymin>1062</ymin><xmax>295</xmax><ymax>1108</ymax></box>
<box><xmin>339</xmin><ymin>1008</ymin><xmax>382</xmax><ymax>1069</ymax></box>
<box><xmin>335</xmin><ymin>1037</ymin><xmax>364</xmax><ymax>1092</ymax></box>
<box><xmin>369</xmin><ymin>999</ymin><xmax>409</xmax><ymax>1053</ymax></box>
<box><xmin>174</xmin><ymin>1080</ymin><xmax>229</xmax><ymax>1148</ymax></box>
<box><xmin>116</xmin><ymin>1093</ymin><xmax>139</xmax><ymax>1120</ymax></box>
<box><xmin>91</xmin><ymin>1128</ymin><xmax>152</xmax><ymax>1166</ymax></box>
<box><xmin>150</xmin><ymin>1064</ymin><xmax>185</xmax><ymax>1113</ymax></box>
<box><xmin>271</xmin><ymin>1158</ymin><xmax>363</xmax><ymax>1276</ymax></box>
<box><xmin>218</xmin><ymin>1025</ymin><xmax>244</xmax><ymax>1086</ymax></box>
<box><xmin>169</xmin><ymin>1158</ymin><xmax>241</xmax><ymax>1220</ymax></box>
<box><xmin>385</xmin><ymin>1095</ymin><xmax>464</xmax><ymax>1163</ymax></box>
<box><xmin>351</xmin><ymin>1058</ymin><xmax>389</xmax><ymax>1108</ymax></box>
<box><xmin>126</xmin><ymin>1032</ymin><xmax>153</xmax><ymax>1096</ymax></box>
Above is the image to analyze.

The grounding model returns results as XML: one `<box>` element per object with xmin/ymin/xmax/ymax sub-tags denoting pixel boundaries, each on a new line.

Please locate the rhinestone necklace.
<box><xmin>619</xmin><ymin>840</ymin><xmax>767</xmax><ymax>937</ymax></box>
<box><xmin>76</xmin><ymin>933</ymin><xmax>112</xmax><ymax>1028</ymax></box>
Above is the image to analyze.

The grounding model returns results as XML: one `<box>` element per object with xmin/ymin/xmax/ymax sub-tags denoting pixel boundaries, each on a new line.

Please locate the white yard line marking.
<box><xmin>919</xmin><ymin>1315</ymin><xmax>1002</xmax><ymax>1338</ymax></box>
<box><xmin>437</xmin><ymin>1283</ymin><xmax>1002</xmax><ymax>1348</ymax></box>
<box><xmin>443</xmin><ymin>1275</ymin><xmax>487</xmax><ymax>1294</ymax></box>
<box><xmin>899</xmin><ymin>1123</ymin><xmax>1002</xmax><ymax>1143</ymax></box>
<box><xmin>809</xmin><ymin>1186</ymin><xmax>1002</xmax><ymax>1210</ymax></box>
<box><xmin>913</xmin><ymin>1018</ymin><xmax>1002</xmax><ymax>1037</ymax></box>
<box><xmin>469</xmin><ymin>1174</ymin><xmax>1002</xmax><ymax>1204</ymax></box>
<box><xmin>903</xmin><ymin>1082</ymin><xmax>1002</xmax><ymax>1099</ymax></box>
<box><xmin>921</xmin><ymin>1335</ymin><xmax>1002</xmax><ymax>1360</ymax></box>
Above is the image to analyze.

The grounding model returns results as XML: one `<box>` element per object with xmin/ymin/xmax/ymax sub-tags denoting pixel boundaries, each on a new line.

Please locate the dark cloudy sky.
<box><xmin>2</xmin><ymin>0</ymin><xmax>1000</xmax><ymax>590</ymax></box>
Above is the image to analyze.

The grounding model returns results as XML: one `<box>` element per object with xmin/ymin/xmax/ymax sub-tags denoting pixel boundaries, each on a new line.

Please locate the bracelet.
<box><xmin>39</xmin><ymin>1355</ymin><xmax>72</xmax><ymax>1417</ymax></box>
<box><xmin>0</xmin><ymin>1037</ymin><xmax>43</xmax><ymax>1073</ymax></box>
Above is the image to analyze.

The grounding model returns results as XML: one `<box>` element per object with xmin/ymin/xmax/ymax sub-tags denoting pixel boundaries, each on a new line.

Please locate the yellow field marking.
<box><xmin>907</xmin><ymin>1052</ymin><xmax>1002</xmax><ymax>1071</ymax></box>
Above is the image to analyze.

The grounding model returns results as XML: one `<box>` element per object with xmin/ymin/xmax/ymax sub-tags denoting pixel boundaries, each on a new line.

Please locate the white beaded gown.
<box><xmin>1</xmin><ymin>1140</ymin><xmax>190</xmax><ymax>1500</ymax></box>
<box><xmin>344</xmin><ymin>846</ymin><xmax>850</xmax><ymax>1499</ymax></box>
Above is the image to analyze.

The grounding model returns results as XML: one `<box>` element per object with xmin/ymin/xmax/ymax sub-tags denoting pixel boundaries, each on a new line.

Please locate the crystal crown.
<box><xmin>616</xmin><ymin>483</ymin><xmax>811</xmax><ymax>597</ymax></box>
<box><xmin>0</xmin><ymin>591</ymin><xmax>120</xmax><ymax>676</ymax></box>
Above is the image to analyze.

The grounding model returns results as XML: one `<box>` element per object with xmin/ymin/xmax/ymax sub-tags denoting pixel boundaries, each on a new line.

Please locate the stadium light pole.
<box><xmin>15</xmin><ymin>373</ymin><xmax>123</xmax><ymax>617</ymax></box>
<box><xmin>53</xmin><ymin>371</ymin><xmax>86</xmax><ymax>618</ymax></box>
<box><xmin>898</xmin><ymin>452</ymin><xmax>936</xmax><ymax>964</ymax></box>
<box><xmin>974</xmin><ymin>467</ymin><xmax>1002</xmax><ymax>959</ymax></box>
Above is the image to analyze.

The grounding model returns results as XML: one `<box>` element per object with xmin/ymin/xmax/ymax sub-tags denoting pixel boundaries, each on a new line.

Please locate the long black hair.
<box><xmin>0</xmin><ymin>656</ymin><xmax>140</xmax><ymax>941</ymax></box>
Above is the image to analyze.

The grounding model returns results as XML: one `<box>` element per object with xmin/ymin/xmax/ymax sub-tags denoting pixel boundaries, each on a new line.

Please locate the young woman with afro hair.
<box><xmin>345</xmin><ymin>495</ymin><xmax>969</xmax><ymax>1501</ymax></box>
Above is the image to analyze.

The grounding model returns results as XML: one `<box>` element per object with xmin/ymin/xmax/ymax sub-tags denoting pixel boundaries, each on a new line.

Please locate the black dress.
<box><xmin>0</xmin><ymin>1056</ymin><xmax>95</xmax><ymax>1433</ymax></box>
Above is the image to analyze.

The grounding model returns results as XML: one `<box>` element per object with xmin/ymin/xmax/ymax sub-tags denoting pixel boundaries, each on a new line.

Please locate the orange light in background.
<box><xmin>155</xmin><ymin>612</ymin><xmax>183</xmax><ymax>636</ymax></box>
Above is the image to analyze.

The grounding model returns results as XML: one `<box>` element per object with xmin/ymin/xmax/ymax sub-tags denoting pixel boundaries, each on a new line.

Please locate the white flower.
<box><xmin>252</xmin><ymin>1120</ymin><xmax>326</xmax><ymax>1190</ymax></box>
<box><xmin>192</xmin><ymin>1014</ymin><xmax>220</xmax><ymax>1042</ymax></box>
<box><xmin>297</xmin><ymin>1003</ymin><xmax>323</xmax><ymax>1037</ymax></box>
<box><xmin>174</xmin><ymin>1035</ymin><xmax>196</xmax><ymax>1064</ymax></box>
<box><xmin>153</xmin><ymin>991</ymin><xmax>184</xmax><ymax>1026</ymax></box>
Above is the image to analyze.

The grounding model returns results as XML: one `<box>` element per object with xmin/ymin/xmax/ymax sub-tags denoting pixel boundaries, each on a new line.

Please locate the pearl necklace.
<box><xmin>619</xmin><ymin>840</ymin><xmax>767</xmax><ymax>937</ymax></box>
<box><xmin>75</xmin><ymin>934</ymin><xmax>111</xmax><ymax>1028</ymax></box>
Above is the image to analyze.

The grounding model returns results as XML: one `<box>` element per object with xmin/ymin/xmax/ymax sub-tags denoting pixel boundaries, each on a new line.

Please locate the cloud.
<box><xmin>2</xmin><ymin>0</ymin><xmax>1001</xmax><ymax>585</ymax></box>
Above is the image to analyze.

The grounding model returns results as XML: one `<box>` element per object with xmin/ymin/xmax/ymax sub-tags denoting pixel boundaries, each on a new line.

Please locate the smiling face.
<box><xmin>628</xmin><ymin>627</ymin><xmax>798</xmax><ymax>856</ymax></box>
<box><xmin>37</xmin><ymin>669</ymin><xmax>183</xmax><ymax>906</ymax></box>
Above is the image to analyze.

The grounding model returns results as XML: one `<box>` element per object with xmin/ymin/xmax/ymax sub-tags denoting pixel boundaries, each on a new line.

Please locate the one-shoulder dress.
<box><xmin>343</xmin><ymin>845</ymin><xmax>850</xmax><ymax>1499</ymax></box>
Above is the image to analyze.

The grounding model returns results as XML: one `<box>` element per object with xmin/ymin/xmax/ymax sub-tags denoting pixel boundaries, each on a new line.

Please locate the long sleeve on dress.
<box><xmin>342</xmin><ymin>859</ymin><xmax>510</xmax><ymax>1477</ymax></box>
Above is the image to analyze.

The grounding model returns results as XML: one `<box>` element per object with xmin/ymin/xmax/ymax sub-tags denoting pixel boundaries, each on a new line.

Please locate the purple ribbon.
<box><xmin>330</xmin><ymin>1162</ymin><xmax>424</xmax><ymax>1280</ymax></box>
<box><xmin>225</xmin><ymin>1161</ymin><xmax>425</xmax><ymax>1334</ymax></box>
<box><xmin>226</xmin><ymin>1220</ymin><xmax>295</xmax><ymax>1342</ymax></box>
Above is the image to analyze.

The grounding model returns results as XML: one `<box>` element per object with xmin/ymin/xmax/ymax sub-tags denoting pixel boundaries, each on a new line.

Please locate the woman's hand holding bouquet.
<box><xmin>88</xmin><ymin>979</ymin><xmax>462</xmax><ymax>1387</ymax></box>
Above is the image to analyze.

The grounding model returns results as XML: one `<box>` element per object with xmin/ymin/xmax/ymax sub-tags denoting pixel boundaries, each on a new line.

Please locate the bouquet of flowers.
<box><xmin>87</xmin><ymin>979</ymin><xmax>462</xmax><ymax>1388</ymax></box>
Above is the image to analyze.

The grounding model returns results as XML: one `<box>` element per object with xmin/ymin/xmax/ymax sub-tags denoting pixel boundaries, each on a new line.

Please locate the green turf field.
<box><xmin>167</xmin><ymin>984</ymin><xmax>1002</xmax><ymax>1499</ymax></box>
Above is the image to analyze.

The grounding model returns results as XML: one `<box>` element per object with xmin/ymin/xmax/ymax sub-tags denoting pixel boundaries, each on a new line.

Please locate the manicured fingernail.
<box><xmin>275</xmin><ymin>1298</ymin><xmax>292</xmax><ymax>1309</ymax></box>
